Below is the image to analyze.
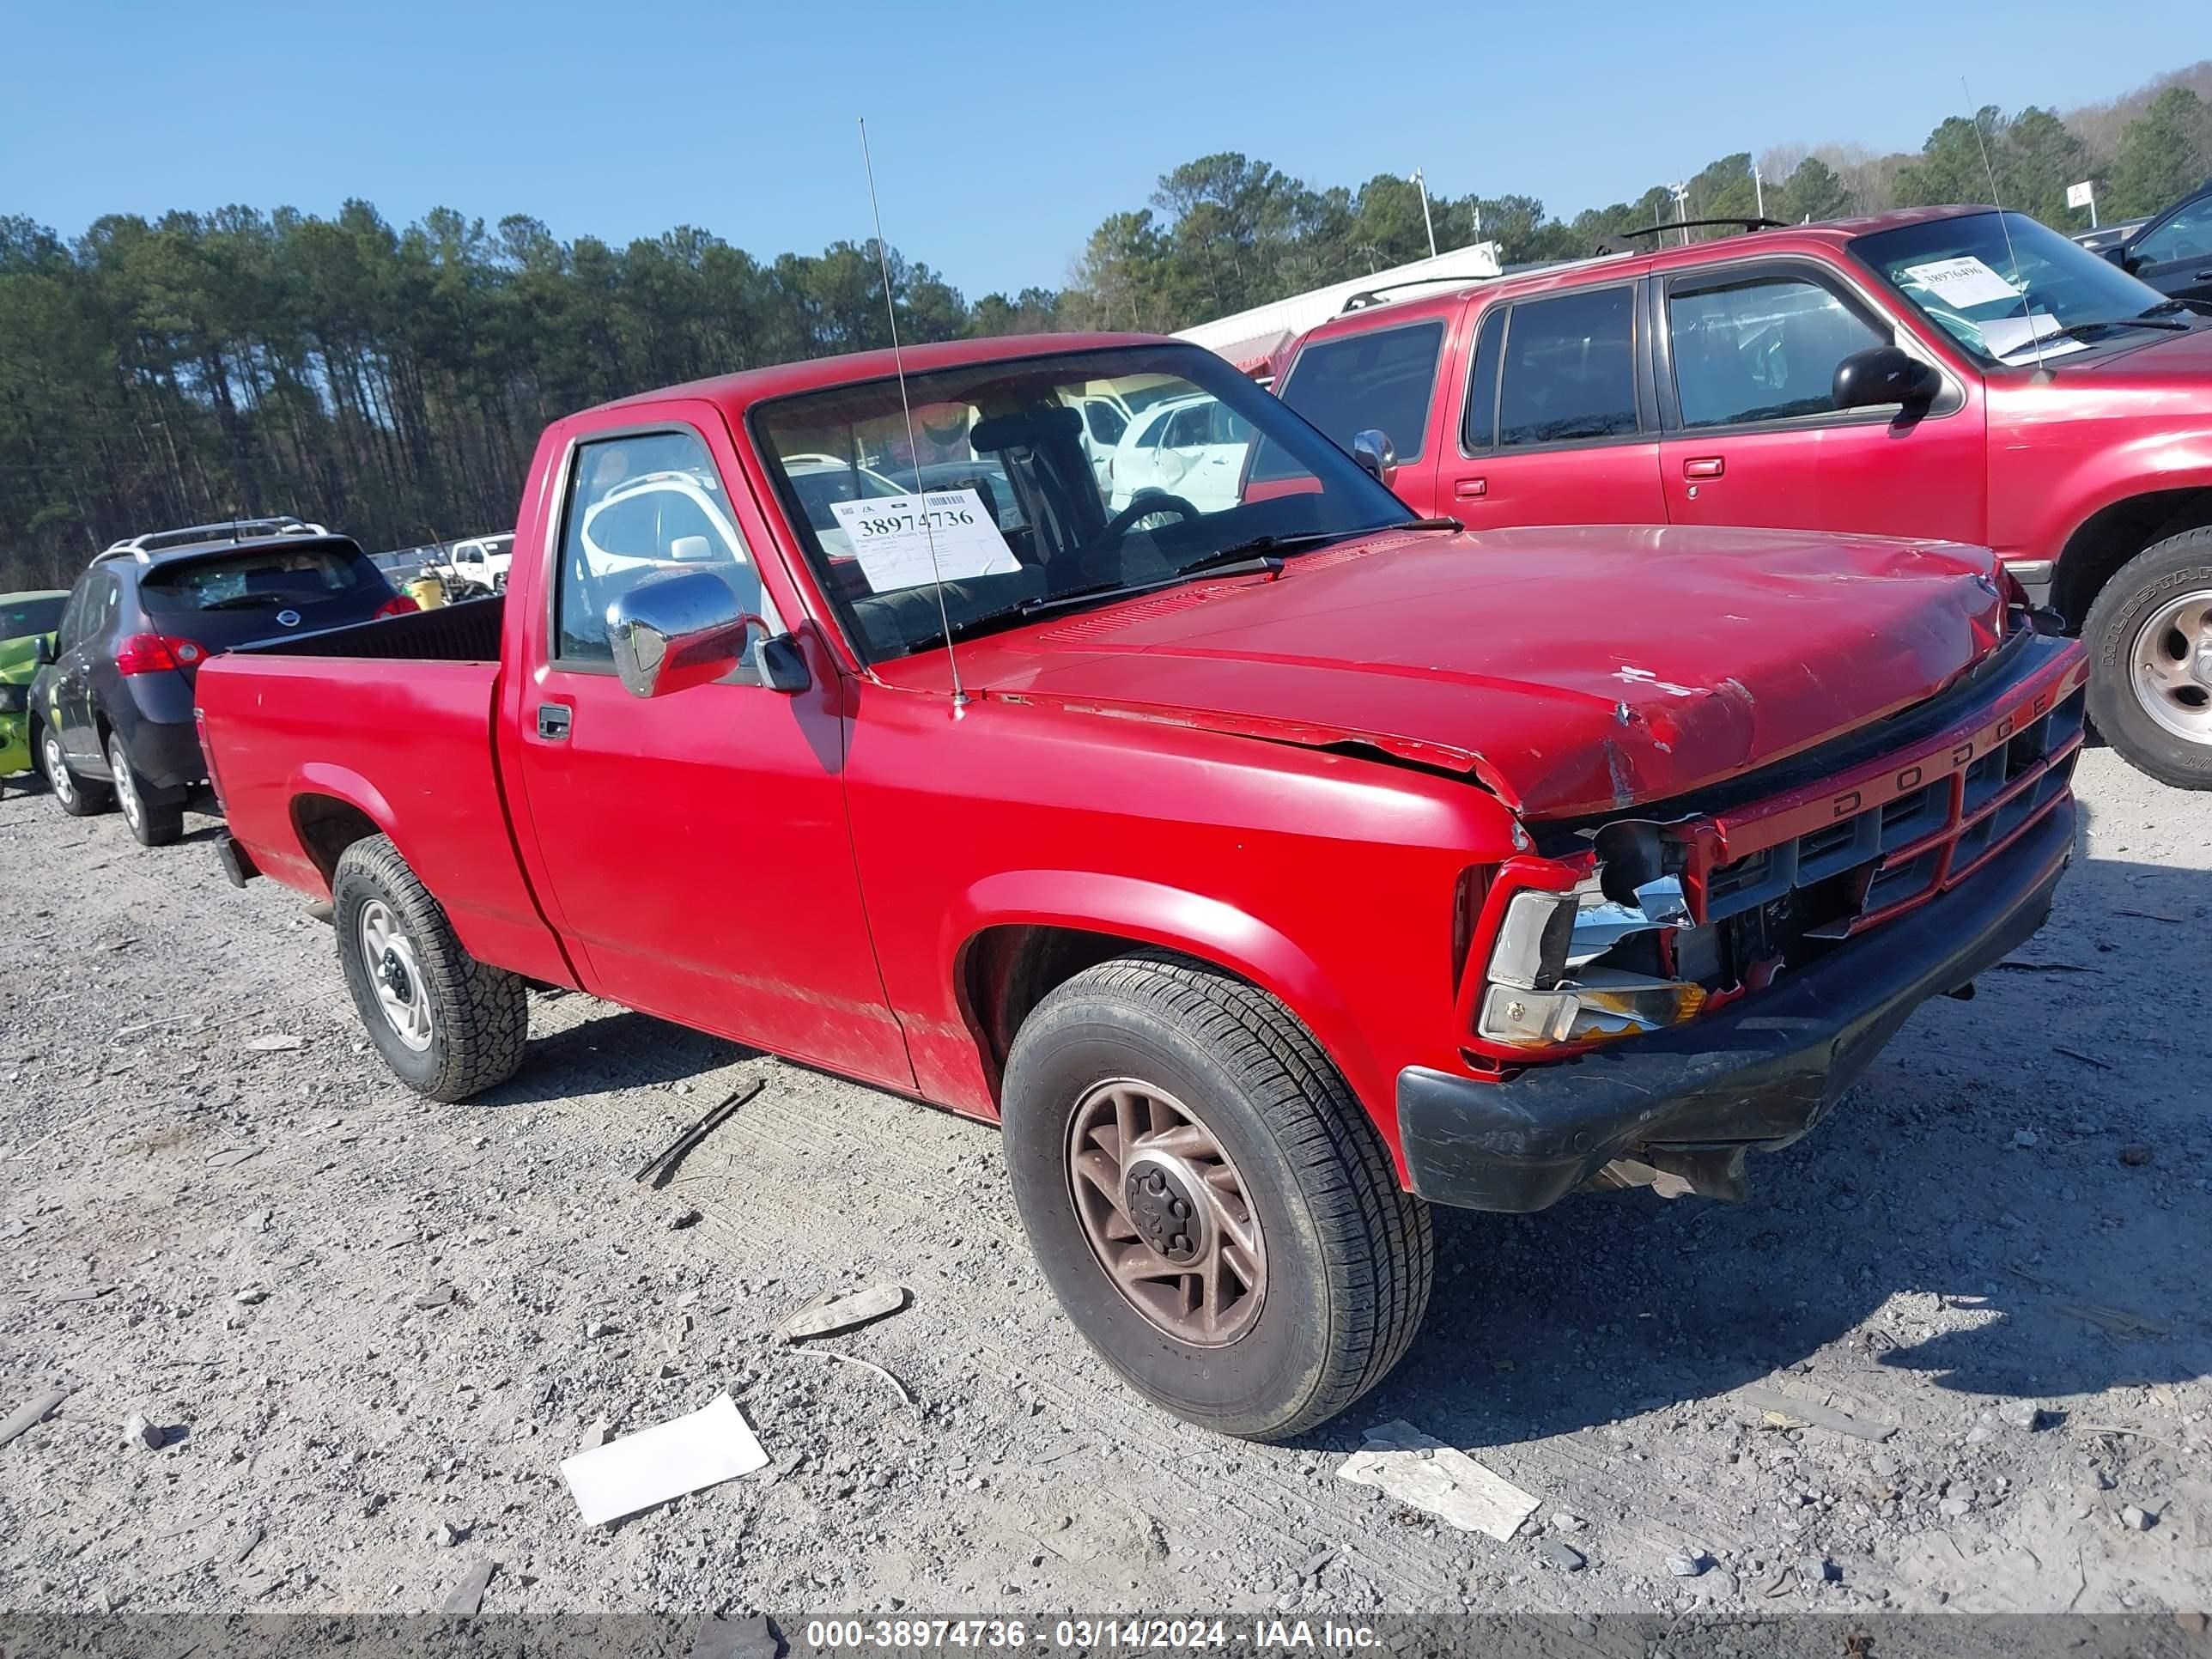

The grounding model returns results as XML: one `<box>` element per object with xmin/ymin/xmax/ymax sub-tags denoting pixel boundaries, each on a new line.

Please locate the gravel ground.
<box><xmin>0</xmin><ymin>747</ymin><xmax>2206</xmax><ymax>1620</ymax></box>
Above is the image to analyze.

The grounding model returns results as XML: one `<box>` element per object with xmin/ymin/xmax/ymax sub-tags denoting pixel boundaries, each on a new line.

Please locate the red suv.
<box><xmin>1268</xmin><ymin>206</ymin><xmax>2212</xmax><ymax>788</ymax></box>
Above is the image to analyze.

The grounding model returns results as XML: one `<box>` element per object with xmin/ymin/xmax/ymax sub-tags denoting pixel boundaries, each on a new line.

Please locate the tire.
<box><xmin>106</xmin><ymin>732</ymin><xmax>183</xmax><ymax>847</ymax></box>
<box><xmin>40</xmin><ymin>725</ymin><xmax>112</xmax><ymax>817</ymax></box>
<box><xmin>1002</xmin><ymin>951</ymin><xmax>1433</xmax><ymax>1440</ymax></box>
<box><xmin>2082</xmin><ymin>528</ymin><xmax>2212</xmax><ymax>791</ymax></box>
<box><xmin>331</xmin><ymin>834</ymin><xmax>528</xmax><ymax>1102</ymax></box>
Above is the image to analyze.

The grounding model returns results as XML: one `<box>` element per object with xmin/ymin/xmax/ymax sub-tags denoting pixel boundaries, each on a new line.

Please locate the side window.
<box><xmin>1496</xmin><ymin>288</ymin><xmax>1638</xmax><ymax>448</ymax></box>
<box><xmin>1164</xmin><ymin>404</ymin><xmax>1213</xmax><ymax>448</ymax></box>
<box><xmin>1668</xmin><ymin>272</ymin><xmax>1885</xmax><ymax>428</ymax></box>
<box><xmin>2135</xmin><ymin>198</ymin><xmax>2212</xmax><ymax>266</ymax></box>
<box><xmin>57</xmin><ymin>582</ymin><xmax>90</xmax><ymax>650</ymax></box>
<box><xmin>1133</xmin><ymin>410</ymin><xmax>1171</xmax><ymax>451</ymax></box>
<box><xmin>1276</xmin><ymin>321</ymin><xmax>1444</xmax><ymax>462</ymax></box>
<box><xmin>1461</xmin><ymin>307</ymin><xmax>1506</xmax><ymax>450</ymax></box>
<box><xmin>1085</xmin><ymin>402</ymin><xmax>1127</xmax><ymax>446</ymax></box>
<box><xmin>555</xmin><ymin>429</ymin><xmax>779</xmax><ymax>667</ymax></box>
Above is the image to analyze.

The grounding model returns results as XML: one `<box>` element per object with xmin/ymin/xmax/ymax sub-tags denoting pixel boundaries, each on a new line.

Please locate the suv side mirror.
<box><xmin>33</xmin><ymin>635</ymin><xmax>56</xmax><ymax>666</ymax></box>
<box><xmin>1352</xmin><ymin>428</ymin><xmax>1398</xmax><ymax>488</ymax></box>
<box><xmin>1832</xmin><ymin>345</ymin><xmax>1940</xmax><ymax>412</ymax></box>
<box><xmin>606</xmin><ymin>568</ymin><xmax>809</xmax><ymax>698</ymax></box>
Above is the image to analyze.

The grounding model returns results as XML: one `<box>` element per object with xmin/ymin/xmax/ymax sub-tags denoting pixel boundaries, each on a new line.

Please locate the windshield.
<box><xmin>750</xmin><ymin>343</ymin><xmax>1408</xmax><ymax>663</ymax></box>
<box><xmin>1852</xmin><ymin>210</ymin><xmax>2183</xmax><ymax>365</ymax></box>
<box><xmin>1</xmin><ymin>594</ymin><xmax>65</xmax><ymax>637</ymax></box>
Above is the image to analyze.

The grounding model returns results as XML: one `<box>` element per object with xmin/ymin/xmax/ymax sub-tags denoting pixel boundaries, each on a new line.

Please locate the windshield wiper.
<box><xmin>2030</xmin><ymin>313</ymin><xmax>2194</xmax><ymax>346</ymax></box>
<box><xmin>2139</xmin><ymin>299</ymin><xmax>2201</xmax><ymax>321</ymax></box>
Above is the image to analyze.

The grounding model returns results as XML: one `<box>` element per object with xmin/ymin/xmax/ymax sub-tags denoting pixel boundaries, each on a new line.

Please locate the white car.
<box><xmin>1105</xmin><ymin>394</ymin><xmax>1255</xmax><ymax>515</ymax></box>
<box><xmin>445</xmin><ymin>533</ymin><xmax>514</xmax><ymax>594</ymax></box>
<box><xmin>576</xmin><ymin>470</ymin><xmax>781</xmax><ymax>629</ymax></box>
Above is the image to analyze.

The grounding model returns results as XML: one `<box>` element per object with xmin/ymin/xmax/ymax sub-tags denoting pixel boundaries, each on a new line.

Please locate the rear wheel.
<box><xmin>332</xmin><ymin>834</ymin><xmax>527</xmax><ymax>1102</ymax></box>
<box><xmin>42</xmin><ymin>726</ymin><xmax>112</xmax><ymax>817</ymax></box>
<box><xmin>106</xmin><ymin>732</ymin><xmax>183</xmax><ymax>847</ymax></box>
<box><xmin>2084</xmin><ymin>528</ymin><xmax>2212</xmax><ymax>791</ymax></box>
<box><xmin>1002</xmin><ymin>951</ymin><xmax>1433</xmax><ymax>1439</ymax></box>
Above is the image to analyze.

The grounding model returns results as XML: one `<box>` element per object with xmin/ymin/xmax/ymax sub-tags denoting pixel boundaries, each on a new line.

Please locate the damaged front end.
<box><xmin>1407</xmin><ymin>631</ymin><xmax>2091</xmax><ymax>1214</ymax></box>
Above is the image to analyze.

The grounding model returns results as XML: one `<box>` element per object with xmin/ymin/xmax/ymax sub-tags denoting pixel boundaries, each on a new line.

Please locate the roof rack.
<box><xmin>1593</xmin><ymin>218</ymin><xmax>1784</xmax><ymax>256</ymax></box>
<box><xmin>1340</xmin><ymin>271</ymin><xmax>1499</xmax><ymax>313</ymax></box>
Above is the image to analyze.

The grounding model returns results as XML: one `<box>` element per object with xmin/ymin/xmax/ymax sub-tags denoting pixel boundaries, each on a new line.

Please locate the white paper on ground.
<box><xmin>1337</xmin><ymin>1419</ymin><xmax>1540</xmax><ymax>1541</ymax></box>
<box><xmin>829</xmin><ymin>488</ymin><xmax>1020</xmax><ymax>592</ymax></box>
<box><xmin>1899</xmin><ymin>255</ymin><xmax>2021</xmax><ymax>310</ymax></box>
<box><xmin>558</xmin><ymin>1392</ymin><xmax>768</xmax><ymax>1526</ymax></box>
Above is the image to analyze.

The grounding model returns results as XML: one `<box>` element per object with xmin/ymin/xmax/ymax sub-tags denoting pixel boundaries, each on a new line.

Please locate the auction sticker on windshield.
<box><xmin>1898</xmin><ymin>255</ymin><xmax>2021</xmax><ymax>310</ymax></box>
<box><xmin>830</xmin><ymin>489</ymin><xmax>1021</xmax><ymax>592</ymax></box>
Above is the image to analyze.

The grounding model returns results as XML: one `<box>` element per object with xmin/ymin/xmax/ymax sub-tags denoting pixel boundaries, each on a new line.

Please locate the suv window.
<box><xmin>1667</xmin><ymin>272</ymin><xmax>1885</xmax><ymax>428</ymax></box>
<box><xmin>2135</xmin><ymin>197</ymin><xmax>2211</xmax><ymax>265</ymax></box>
<box><xmin>1279</xmin><ymin>321</ymin><xmax>1444</xmax><ymax>463</ymax></box>
<box><xmin>555</xmin><ymin>429</ymin><xmax>778</xmax><ymax>666</ymax></box>
<box><xmin>141</xmin><ymin>545</ymin><xmax>373</xmax><ymax>614</ymax></box>
<box><xmin>1084</xmin><ymin>402</ymin><xmax>1127</xmax><ymax>446</ymax></box>
<box><xmin>1461</xmin><ymin>307</ymin><xmax>1506</xmax><ymax>450</ymax></box>
<box><xmin>1498</xmin><ymin>288</ymin><xmax>1638</xmax><ymax>447</ymax></box>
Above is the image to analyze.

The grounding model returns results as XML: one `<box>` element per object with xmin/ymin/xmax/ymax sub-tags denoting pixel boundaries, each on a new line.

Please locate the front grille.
<box><xmin>1700</xmin><ymin>684</ymin><xmax>2084</xmax><ymax>939</ymax></box>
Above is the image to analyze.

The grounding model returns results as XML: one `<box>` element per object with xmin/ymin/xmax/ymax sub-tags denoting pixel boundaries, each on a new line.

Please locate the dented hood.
<box><xmin>915</xmin><ymin>525</ymin><xmax>2012</xmax><ymax>818</ymax></box>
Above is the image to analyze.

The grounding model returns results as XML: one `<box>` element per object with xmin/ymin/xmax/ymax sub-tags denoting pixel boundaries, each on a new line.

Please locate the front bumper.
<box><xmin>1398</xmin><ymin>795</ymin><xmax>2075</xmax><ymax>1213</ymax></box>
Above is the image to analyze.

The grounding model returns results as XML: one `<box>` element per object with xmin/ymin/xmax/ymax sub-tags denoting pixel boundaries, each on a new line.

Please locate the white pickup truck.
<box><xmin>443</xmin><ymin>533</ymin><xmax>514</xmax><ymax>596</ymax></box>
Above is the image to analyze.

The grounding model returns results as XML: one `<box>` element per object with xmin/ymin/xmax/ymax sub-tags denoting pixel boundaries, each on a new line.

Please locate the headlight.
<box><xmin>1474</xmin><ymin>874</ymin><xmax>1708</xmax><ymax>1051</ymax></box>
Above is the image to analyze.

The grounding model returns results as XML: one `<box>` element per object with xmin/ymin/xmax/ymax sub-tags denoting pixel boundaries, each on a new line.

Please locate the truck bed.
<box><xmin>233</xmin><ymin>594</ymin><xmax>505</xmax><ymax>662</ymax></box>
<box><xmin>196</xmin><ymin>597</ymin><xmax>574</xmax><ymax>987</ymax></box>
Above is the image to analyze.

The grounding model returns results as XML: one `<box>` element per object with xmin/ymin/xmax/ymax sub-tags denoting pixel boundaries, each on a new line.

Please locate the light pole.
<box><xmin>1753</xmin><ymin>163</ymin><xmax>1765</xmax><ymax>219</ymax></box>
<box><xmin>1671</xmin><ymin>183</ymin><xmax>1692</xmax><ymax>246</ymax></box>
<box><xmin>1408</xmin><ymin>167</ymin><xmax>1437</xmax><ymax>259</ymax></box>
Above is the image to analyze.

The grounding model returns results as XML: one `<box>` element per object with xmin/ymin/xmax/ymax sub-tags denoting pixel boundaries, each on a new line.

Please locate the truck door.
<box><xmin>1654</xmin><ymin>262</ymin><xmax>1986</xmax><ymax>544</ymax></box>
<box><xmin>1436</xmin><ymin>284</ymin><xmax>1668</xmax><ymax>527</ymax></box>
<box><xmin>506</xmin><ymin>416</ymin><xmax>916</xmax><ymax>1091</ymax></box>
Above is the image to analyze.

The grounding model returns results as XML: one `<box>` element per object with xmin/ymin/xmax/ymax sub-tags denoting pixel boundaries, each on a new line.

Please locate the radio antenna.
<box><xmin>1964</xmin><ymin>81</ymin><xmax>2047</xmax><ymax>374</ymax></box>
<box><xmin>859</xmin><ymin>115</ymin><xmax>967</xmax><ymax>715</ymax></box>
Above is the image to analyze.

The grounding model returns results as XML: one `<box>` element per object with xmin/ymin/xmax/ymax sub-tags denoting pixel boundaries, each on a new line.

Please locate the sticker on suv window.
<box><xmin>829</xmin><ymin>489</ymin><xmax>1021</xmax><ymax>592</ymax></box>
<box><xmin>1898</xmin><ymin>256</ymin><xmax>2021</xmax><ymax>310</ymax></box>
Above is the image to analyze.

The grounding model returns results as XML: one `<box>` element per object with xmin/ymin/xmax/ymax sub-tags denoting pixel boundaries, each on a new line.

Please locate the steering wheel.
<box><xmin>1096</xmin><ymin>491</ymin><xmax>1202</xmax><ymax>549</ymax></box>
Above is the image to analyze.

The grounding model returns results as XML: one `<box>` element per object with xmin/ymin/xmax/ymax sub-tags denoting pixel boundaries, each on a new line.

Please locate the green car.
<box><xmin>1</xmin><ymin>589</ymin><xmax>70</xmax><ymax>789</ymax></box>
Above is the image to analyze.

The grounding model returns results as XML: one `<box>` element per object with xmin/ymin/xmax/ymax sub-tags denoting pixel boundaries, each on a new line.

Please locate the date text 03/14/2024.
<box><xmin>800</xmin><ymin>1619</ymin><xmax>1384</xmax><ymax>1650</ymax></box>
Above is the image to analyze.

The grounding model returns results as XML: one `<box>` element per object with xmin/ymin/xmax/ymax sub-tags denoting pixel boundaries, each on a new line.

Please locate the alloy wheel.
<box><xmin>1066</xmin><ymin>1079</ymin><xmax>1267</xmax><ymax>1346</ymax></box>
<box><xmin>106</xmin><ymin>739</ymin><xmax>141</xmax><ymax>833</ymax></box>
<box><xmin>2131</xmin><ymin>586</ymin><xmax>2212</xmax><ymax>747</ymax></box>
<box><xmin>43</xmin><ymin>733</ymin><xmax>76</xmax><ymax>807</ymax></box>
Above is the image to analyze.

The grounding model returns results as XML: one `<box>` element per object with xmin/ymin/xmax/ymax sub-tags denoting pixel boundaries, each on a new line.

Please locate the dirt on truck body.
<box><xmin>192</xmin><ymin>331</ymin><xmax>2085</xmax><ymax>1438</ymax></box>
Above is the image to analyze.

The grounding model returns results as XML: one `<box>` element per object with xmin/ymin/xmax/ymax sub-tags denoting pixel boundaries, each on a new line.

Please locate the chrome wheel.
<box><xmin>42</xmin><ymin>733</ymin><xmax>76</xmax><ymax>807</ymax></box>
<box><xmin>1066</xmin><ymin>1079</ymin><xmax>1266</xmax><ymax>1346</ymax></box>
<box><xmin>106</xmin><ymin>738</ymin><xmax>142</xmax><ymax>833</ymax></box>
<box><xmin>2131</xmin><ymin>586</ymin><xmax>2212</xmax><ymax>747</ymax></box>
<box><xmin>358</xmin><ymin>898</ymin><xmax>434</xmax><ymax>1052</ymax></box>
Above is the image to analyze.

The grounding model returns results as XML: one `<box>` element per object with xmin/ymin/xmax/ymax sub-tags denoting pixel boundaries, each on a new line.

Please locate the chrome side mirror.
<box><xmin>1352</xmin><ymin>428</ymin><xmax>1398</xmax><ymax>489</ymax></box>
<box><xmin>605</xmin><ymin>568</ymin><xmax>806</xmax><ymax>698</ymax></box>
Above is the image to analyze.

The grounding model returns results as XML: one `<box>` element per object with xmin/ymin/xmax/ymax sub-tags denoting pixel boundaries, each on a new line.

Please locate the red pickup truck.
<box><xmin>1268</xmin><ymin>205</ymin><xmax>2212</xmax><ymax>789</ymax></box>
<box><xmin>195</xmin><ymin>332</ymin><xmax>2084</xmax><ymax>1439</ymax></box>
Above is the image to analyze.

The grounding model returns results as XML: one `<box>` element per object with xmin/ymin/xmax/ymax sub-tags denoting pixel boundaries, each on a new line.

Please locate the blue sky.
<box><xmin>3</xmin><ymin>0</ymin><xmax>2202</xmax><ymax>297</ymax></box>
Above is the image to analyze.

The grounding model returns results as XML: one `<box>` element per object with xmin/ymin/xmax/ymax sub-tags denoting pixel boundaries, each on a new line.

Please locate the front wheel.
<box><xmin>332</xmin><ymin>834</ymin><xmax>528</xmax><ymax>1101</ymax></box>
<box><xmin>2083</xmin><ymin>528</ymin><xmax>2212</xmax><ymax>791</ymax></box>
<box><xmin>42</xmin><ymin>726</ymin><xmax>112</xmax><ymax>817</ymax></box>
<box><xmin>1002</xmin><ymin>952</ymin><xmax>1433</xmax><ymax>1440</ymax></box>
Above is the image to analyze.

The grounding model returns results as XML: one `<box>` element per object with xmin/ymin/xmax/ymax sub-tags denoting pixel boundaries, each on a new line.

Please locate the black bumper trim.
<box><xmin>214</xmin><ymin>832</ymin><xmax>259</xmax><ymax>890</ymax></box>
<box><xmin>1398</xmin><ymin>796</ymin><xmax>2075</xmax><ymax>1213</ymax></box>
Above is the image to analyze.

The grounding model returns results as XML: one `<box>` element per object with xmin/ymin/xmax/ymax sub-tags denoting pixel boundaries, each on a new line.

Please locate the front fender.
<box><xmin>942</xmin><ymin>868</ymin><xmax>1386</xmax><ymax>1125</ymax></box>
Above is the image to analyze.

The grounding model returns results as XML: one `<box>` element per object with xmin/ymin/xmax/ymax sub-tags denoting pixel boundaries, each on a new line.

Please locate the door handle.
<box><xmin>536</xmin><ymin>703</ymin><xmax>572</xmax><ymax>740</ymax></box>
<box><xmin>1683</xmin><ymin>457</ymin><xmax>1725</xmax><ymax>480</ymax></box>
<box><xmin>1453</xmin><ymin>477</ymin><xmax>1488</xmax><ymax>500</ymax></box>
